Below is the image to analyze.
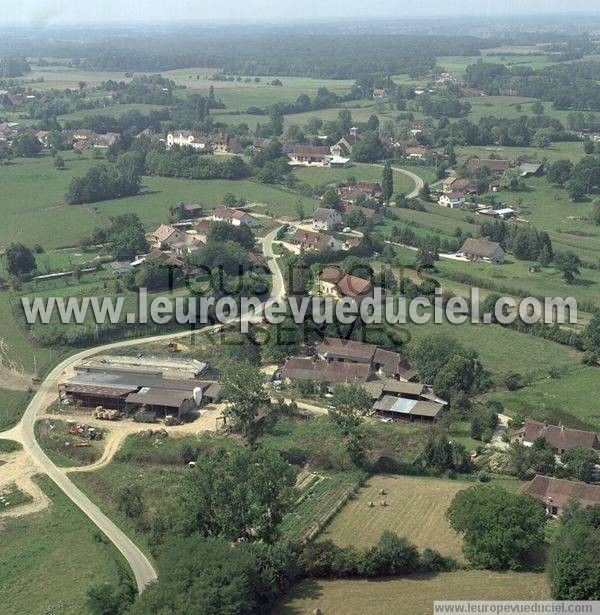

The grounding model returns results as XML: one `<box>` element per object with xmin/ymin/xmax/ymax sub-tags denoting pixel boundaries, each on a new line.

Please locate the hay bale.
<box><xmin>367</xmin><ymin>501</ymin><xmax>374</xmax><ymax>508</ymax></box>
<box><xmin>380</xmin><ymin>499</ymin><xmax>387</xmax><ymax>507</ymax></box>
<box><xmin>379</xmin><ymin>488</ymin><xmax>385</xmax><ymax>496</ymax></box>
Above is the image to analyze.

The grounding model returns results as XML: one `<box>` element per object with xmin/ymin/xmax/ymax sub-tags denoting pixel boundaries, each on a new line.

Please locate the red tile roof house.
<box><xmin>153</xmin><ymin>224</ymin><xmax>185</xmax><ymax>248</ymax></box>
<box><xmin>466</xmin><ymin>158</ymin><xmax>511</xmax><ymax>174</ymax></box>
<box><xmin>281</xmin><ymin>357</ymin><xmax>372</xmax><ymax>387</ymax></box>
<box><xmin>521</xmin><ymin>475</ymin><xmax>600</xmax><ymax>517</ymax></box>
<box><xmin>513</xmin><ymin>420</ymin><xmax>600</xmax><ymax>455</ymax></box>
<box><xmin>355</xmin><ymin>181</ymin><xmax>383</xmax><ymax>199</ymax></box>
<box><xmin>404</xmin><ymin>146</ymin><xmax>428</xmax><ymax>159</ymax></box>
<box><xmin>211</xmin><ymin>205</ymin><xmax>261</xmax><ymax>228</ymax></box>
<box><xmin>316</xmin><ymin>266</ymin><xmax>373</xmax><ymax>300</ymax></box>
<box><xmin>291</xmin><ymin>230</ymin><xmax>342</xmax><ymax>252</ymax></box>
<box><xmin>289</xmin><ymin>145</ymin><xmax>332</xmax><ymax>166</ymax></box>
<box><xmin>443</xmin><ymin>177</ymin><xmax>478</xmax><ymax>195</ymax></box>
<box><xmin>315</xmin><ymin>336</ymin><xmax>416</xmax><ymax>381</ymax></box>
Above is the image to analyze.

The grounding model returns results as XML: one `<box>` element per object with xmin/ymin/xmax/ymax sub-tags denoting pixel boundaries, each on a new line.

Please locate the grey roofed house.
<box><xmin>108</xmin><ymin>261</ymin><xmax>134</xmax><ymax>276</ymax></box>
<box><xmin>313</xmin><ymin>207</ymin><xmax>340</xmax><ymax>221</ymax></box>
<box><xmin>518</xmin><ymin>162</ymin><xmax>543</xmax><ymax>177</ymax></box>
<box><xmin>458</xmin><ymin>238</ymin><xmax>505</xmax><ymax>264</ymax></box>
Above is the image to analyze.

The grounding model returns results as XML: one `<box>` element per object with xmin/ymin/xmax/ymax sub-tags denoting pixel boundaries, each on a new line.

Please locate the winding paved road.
<box><xmin>0</xmin><ymin>227</ymin><xmax>285</xmax><ymax>592</ymax></box>
<box><xmin>0</xmin><ymin>163</ymin><xmax>420</xmax><ymax>593</ymax></box>
<box><xmin>371</xmin><ymin>163</ymin><xmax>424</xmax><ymax>199</ymax></box>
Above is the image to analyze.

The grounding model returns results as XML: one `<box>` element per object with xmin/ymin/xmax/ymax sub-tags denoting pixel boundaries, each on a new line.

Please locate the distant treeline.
<box><xmin>47</xmin><ymin>33</ymin><xmax>489</xmax><ymax>79</ymax></box>
<box><xmin>465</xmin><ymin>60</ymin><xmax>600</xmax><ymax>111</ymax></box>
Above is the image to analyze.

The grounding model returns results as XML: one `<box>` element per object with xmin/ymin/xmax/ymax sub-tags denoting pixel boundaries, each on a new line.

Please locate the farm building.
<box><xmin>289</xmin><ymin>145</ymin><xmax>331</xmax><ymax>166</ymax></box>
<box><xmin>316</xmin><ymin>337</ymin><xmax>416</xmax><ymax>381</ymax></box>
<box><xmin>60</xmin><ymin>364</ymin><xmax>221</xmax><ymax>418</ymax></box>
<box><xmin>513</xmin><ymin>420</ymin><xmax>600</xmax><ymax>455</ymax></box>
<box><xmin>281</xmin><ymin>358</ymin><xmax>371</xmax><ymax>387</ymax></box>
<box><xmin>521</xmin><ymin>475</ymin><xmax>600</xmax><ymax>516</ymax></box>
<box><xmin>518</xmin><ymin>163</ymin><xmax>543</xmax><ymax>177</ymax></box>
<box><xmin>466</xmin><ymin>158</ymin><xmax>511</xmax><ymax>174</ymax></box>
<box><xmin>458</xmin><ymin>238</ymin><xmax>505</xmax><ymax>264</ymax></box>
<box><xmin>340</xmin><ymin>203</ymin><xmax>381</xmax><ymax>223</ymax></box>
<box><xmin>180</xmin><ymin>203</ymin><xmax>203</xmax><ymax>219</ymax></box>
<box><xmin>443</xmin><ymin>177</ymin><xmax>477</xmax><ymax>195</ymax></box>
<box><xmin>330</xmin><ymin>133</ymin><xmax>361</xmax><ymax>157</ymax></box>
<box><xmin>373</xmin><ymin>396</ymin><xmax>444</xmax><ymax>423</ymax></box>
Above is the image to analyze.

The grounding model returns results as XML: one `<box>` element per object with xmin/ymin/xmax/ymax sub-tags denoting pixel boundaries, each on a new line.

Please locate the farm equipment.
<box><xmin>134</xmin><ymin>409</ymin><xmax>157</xmax><ymax>424</ymax></box>
<box><xmin>65</xmin><ymin>422</ymin><xmax>103</xmax><ymax>440</ymax></box>
<box><xmin>164</xmin><ymin>414</ymin><xmax>183</xmax><ymax>427</ymax></box>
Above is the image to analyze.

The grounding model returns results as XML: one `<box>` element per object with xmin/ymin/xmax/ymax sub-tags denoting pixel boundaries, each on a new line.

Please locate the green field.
<box><xmin>397</xmin><ymin>310</ymin><xmax>582</xmax><ymax>381</ymax></box>
<box><xmin>486</xmin><ymin>364</ymin><xmax>600</xmax><ymax>431</ymax></box>
<box><xmin>293</xmin><ymin>163</ymin><xmax>415</xmax><ymax>195</ymax></box>
<box><xmin>0</xmin><ymin>388</ymin><xmax>31</xmax><ymax>432</ymax></box>
<box><xmin>0</xmin><ymin>292</ymin><xmax>61</xmax><ymax>374</ymax></box>
<box><xmin>0</xmin><ymin>476</ymin><xmax>130</xmax><ymax>615</ymax></box>
<box><xmin>0</xmin><ymin>152</ymin><xmax>319</xmax><ymax>250</ymax></box>
<box><xmin>275</xmin><ymin>571</ymin><xmax>550</xmax><ymax>615</ymax></box>
<box><xmin>432</xmin><ymin>255</ymin><xmax>600</xmax><ymax>309</ymax></box>
<box><xmin>58</xmin><ymin>103</ymin><xmax>166</xmax><ymax>123</ymax></box>
<box><xmin>319</xmin><ymin>474</ymin><xmax>467</xmax><ymax>561</ymax></box>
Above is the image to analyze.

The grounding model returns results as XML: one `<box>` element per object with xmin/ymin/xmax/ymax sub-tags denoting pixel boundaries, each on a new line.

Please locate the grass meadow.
<box><xmin>0</xmin><ymin>152</ymin><xmax>320</xmax><ymax>250</ymax></box>
<box><xmin>0</xmin><ymin>476</ymin><xmax>130</xmax><ymax>615</ymax></box>
<box><xmin>274</xmin><ymin>571</ymin><xmax>550</xmax><ymax>615</ymax></box>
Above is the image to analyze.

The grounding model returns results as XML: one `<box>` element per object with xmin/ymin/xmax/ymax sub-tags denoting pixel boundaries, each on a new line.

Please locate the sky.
<box><xmin>3</xmin><ymin>0</ymin><xmax>599</xmax><ymax>26</ymax></box>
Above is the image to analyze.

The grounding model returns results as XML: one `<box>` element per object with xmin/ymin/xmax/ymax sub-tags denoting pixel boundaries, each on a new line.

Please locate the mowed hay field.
<box><xmin>274</xmin><ymin>571</ymin><xmax>550</xmax><ymax>615</ymax></box>
<box><xmin>319</xmin><ymin>475</ymin><xmax>466</xmax><ymax>561</ymax></box>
